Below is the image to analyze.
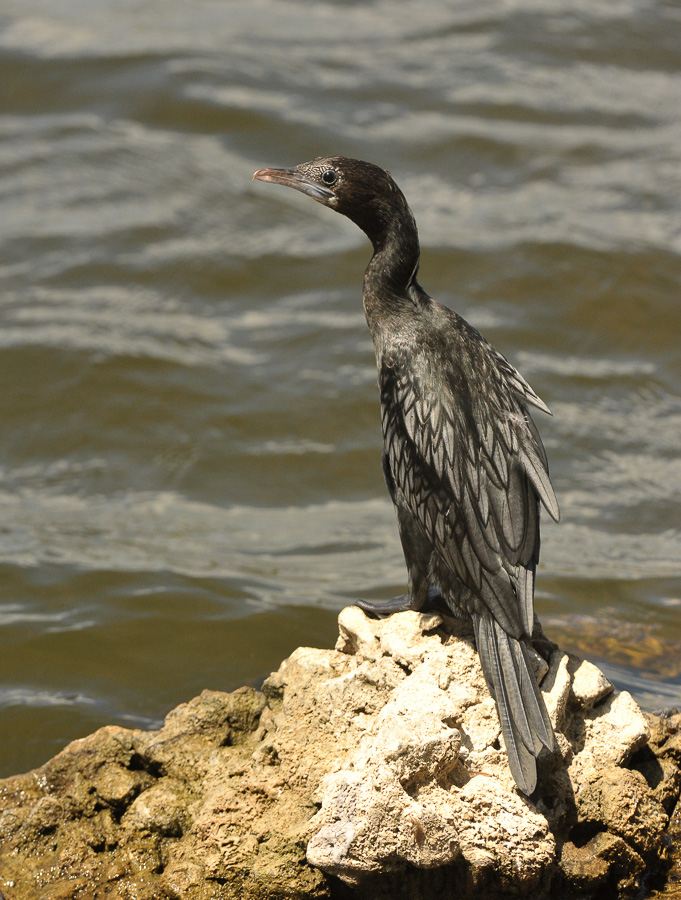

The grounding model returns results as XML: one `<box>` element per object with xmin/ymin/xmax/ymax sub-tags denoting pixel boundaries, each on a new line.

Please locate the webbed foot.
<box><xmin>355</xmin><ymin>586</ymin><xmax>446</xmax><ymax>618</ymax></box>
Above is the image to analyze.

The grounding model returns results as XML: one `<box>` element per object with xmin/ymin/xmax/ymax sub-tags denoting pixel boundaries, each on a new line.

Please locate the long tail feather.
<box><xmin>474</xmin><ymin>614</ymin><xmax>554</xmax><ymax>794</ymax></box>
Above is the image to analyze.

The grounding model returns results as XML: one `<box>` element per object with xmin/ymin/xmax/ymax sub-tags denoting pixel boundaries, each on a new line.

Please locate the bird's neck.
<box><xmin>361</xmin><ymin>204</ymin><xmax>423</xmax><ymax>334</ymax></box>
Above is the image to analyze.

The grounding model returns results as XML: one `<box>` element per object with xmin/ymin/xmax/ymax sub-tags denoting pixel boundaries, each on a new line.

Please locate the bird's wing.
<box><xmin>381</xmin><ymin>341</ymin><xmax>558</xmax><ymax>638</ymax></box>
<box><xmin>489</xmin><ymin>346</ymin><xmax>553</xmax><ymax>416</ymax></box>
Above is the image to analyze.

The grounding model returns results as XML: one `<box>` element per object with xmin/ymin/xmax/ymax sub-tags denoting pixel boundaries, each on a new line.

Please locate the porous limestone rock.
<box><xmin>304</xmin><ymin>608</ymin><xmax>673</xmax><ymax>896</ymax></box>
<box><xmin>307</xmin><ymin>608</ymin><xmax>554</xmax><ymax>891</ymax></box>
<box><xmin>0</xmin><ymin>608</ymin><xmax>678</xmax><ymax>900</ymax></box>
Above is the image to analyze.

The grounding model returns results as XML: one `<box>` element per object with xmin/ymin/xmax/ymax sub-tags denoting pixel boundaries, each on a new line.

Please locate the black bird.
<box><xmin>253</xmin><ymin>157</ymin><xmax>559</xmax><ymax>795</ymax></box>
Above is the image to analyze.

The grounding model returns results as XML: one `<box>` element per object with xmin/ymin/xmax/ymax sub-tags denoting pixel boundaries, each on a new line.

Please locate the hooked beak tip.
<box><xmin>252</xmin><ymin>165</ymin><xmax>336</xmax><ymax>203</ymax></box>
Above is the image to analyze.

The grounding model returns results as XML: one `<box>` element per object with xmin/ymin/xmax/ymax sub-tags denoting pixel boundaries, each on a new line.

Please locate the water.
<box><xmin>1</xmin><ymin>0</ymin><xmax>680</xmax><ymax>779</ymax></box>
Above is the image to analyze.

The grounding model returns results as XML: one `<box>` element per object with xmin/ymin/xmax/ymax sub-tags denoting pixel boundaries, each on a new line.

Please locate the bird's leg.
<box><xmin>355</xmin><ymin>584</ymin><xmax>444</xmax><ymax>618</ymax></box>
<box><xmin>356</xmin><ymin>494</ymin><xmax>445</xmax><ymax>617</ymax></box>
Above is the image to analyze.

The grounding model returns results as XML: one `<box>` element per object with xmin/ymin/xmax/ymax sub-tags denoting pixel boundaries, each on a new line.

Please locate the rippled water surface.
<box><xmin>1</xmin><ymin>0</ymin><xmax>680</xmax><ymax>778</ymax></box>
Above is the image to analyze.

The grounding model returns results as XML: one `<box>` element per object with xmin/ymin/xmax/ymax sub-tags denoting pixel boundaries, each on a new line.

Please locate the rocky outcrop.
<box><xmin>0</xmin><ymin>607</ymin><xmax>679</xmax><ymax>900</ymax></box>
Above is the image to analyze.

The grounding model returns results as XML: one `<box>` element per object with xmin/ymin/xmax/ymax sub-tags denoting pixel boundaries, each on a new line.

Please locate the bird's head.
<box><xmin>253</xmin><ymin>156</ymin><xmax>413</xmax><ymax>248</ymax></box>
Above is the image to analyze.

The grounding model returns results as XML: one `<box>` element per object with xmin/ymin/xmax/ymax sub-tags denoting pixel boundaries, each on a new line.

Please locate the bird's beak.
<box><xmin>252</xmin><ymin>166</ymin><xmax>336</xmax><ymax>203</ymax></box>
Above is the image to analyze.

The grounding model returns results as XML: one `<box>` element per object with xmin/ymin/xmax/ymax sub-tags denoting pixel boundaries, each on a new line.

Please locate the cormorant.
<box><xmin>253</xmin><ymin>157</ymin><xmax>559</xmax><ymax>795</ymax></box>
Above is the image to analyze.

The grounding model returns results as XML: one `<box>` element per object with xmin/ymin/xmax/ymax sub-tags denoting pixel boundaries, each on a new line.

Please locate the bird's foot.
<box><xmin>355</xmin><ymin>593</ymin><xmax>414</xmax><ymax>618</ymax></box>
<box><xmin>355</xmin><ymin>586</ymin><xmax>445</xmax><ymax>619</ymax></box>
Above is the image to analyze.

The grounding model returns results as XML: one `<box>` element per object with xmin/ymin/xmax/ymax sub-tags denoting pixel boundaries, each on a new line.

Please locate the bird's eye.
<box><xmin>321</xmin><ymin>169</ymin><xmax>337</xmax><ymax>185</ymax></box>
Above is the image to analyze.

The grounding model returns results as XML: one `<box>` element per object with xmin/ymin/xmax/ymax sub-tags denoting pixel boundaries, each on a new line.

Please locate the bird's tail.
<box><xmin>473</xmin><ymin>615</ymin><xmax>555</xmax><ymax>795</ymax></box>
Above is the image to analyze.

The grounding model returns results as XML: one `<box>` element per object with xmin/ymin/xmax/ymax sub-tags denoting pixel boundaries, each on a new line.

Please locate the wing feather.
<box><xmin>380</xmin><ymin>325</ymin><xmax>558</xmax><ymax>640</ymax></box>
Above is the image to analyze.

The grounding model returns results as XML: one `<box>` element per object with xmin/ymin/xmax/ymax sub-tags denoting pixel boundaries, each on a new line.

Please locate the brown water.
<box><xmin>0</xmin><ymin>0</ymin><xmax>680</xmax><ymax>780</ymax></box>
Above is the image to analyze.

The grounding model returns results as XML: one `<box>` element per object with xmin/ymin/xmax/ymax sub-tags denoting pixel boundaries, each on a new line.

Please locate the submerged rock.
<box><xmin>0</xmin><ymin>608</ymin><xmax>678</xmax><ymax>900</ymax></box>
